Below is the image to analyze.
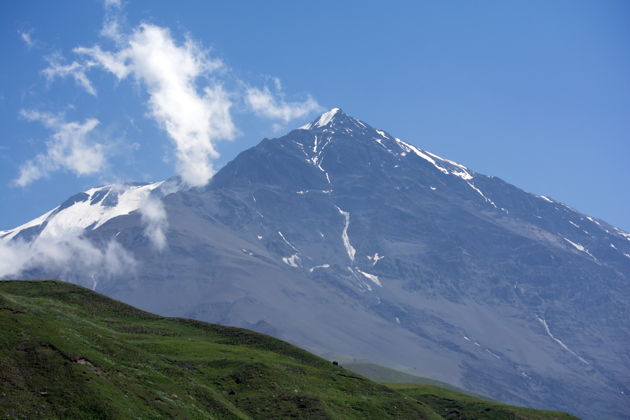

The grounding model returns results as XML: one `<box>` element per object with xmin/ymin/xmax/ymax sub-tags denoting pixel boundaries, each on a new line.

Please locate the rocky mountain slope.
<box><xmin>2</xmin><ymin>109</ymin><xmax>629</xmax><ymax>419</ymax></box>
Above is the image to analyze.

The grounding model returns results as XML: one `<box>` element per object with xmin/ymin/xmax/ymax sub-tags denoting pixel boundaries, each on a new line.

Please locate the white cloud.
<box><xmin>42</xmin><ymin>54</ymin><xmax>97</xmax><ymax>96</ymax></box>
<box><xmin>101</xmin><ymin>18</ymin><xmax>123</xmax><ymax>43</ymax></box>
<box><xmin>19</xmin><ymin>30</ymin><xmax>34</xmax><ymax>48</ymax></box>
<box><xmin>140</xmin><ymin>194</ymin><xmax>168</xmax><ymax>250</ymax></box>
<box><xmin>101</xmin><ymin>0</ymin><xmax>124</xmax><ymax>42</ymax></box>
<box><xmin>104</xmin><ymin>0</ymin><xmax>122</xmax><ymax>8</ymax></box>
<box><xmin>15</xmin><ymin>110</ymin><xmax>107</xmax><ymax>186</ymax></box>
<box><xmin>39</xmin><ymin>6</ymin><xmax>322</xmax><ymax>188</ymax></box>
<box><xmin>245</xmin><ymin>85</ymin><xmax>322</xmax><ymax>124</ymax></box>
<box><xmin>74</xmin><ymin>24</ymin><xmax>236</xmax><ymax>187</ymax></box>
<box><xmin>0</xmin><ymin>233</ymin><xmax>135</xmax><ymax>291</ymax></box>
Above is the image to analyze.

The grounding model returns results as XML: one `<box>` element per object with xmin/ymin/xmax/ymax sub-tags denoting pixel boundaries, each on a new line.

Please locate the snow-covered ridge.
<box><xmin>1</xmin><ymin>181</ymin><xmax>163</xmax><ymax>241</ymax></box>
<box><xmin>297</xmin><ymin>110</ymin><xmax>629</xmax><ymax>248</ymax></box>
<box><xmin>392</xmin><ymin>136</ymin><xmax>475</xmax><ymax>180</ymax></box>
<box><xmin>394</xmin><ymin>138</ymin><xmax>449</xmax><ymax>175</ymax></box>
<box><xmin>614</xmin><ymin>227</ymin><xmax>630</xmax><ymax>242</ymax></box>
<box><xmin>298</xmin><ymin>107</ymin><xmax>367</xmax><ymax>132</ymax></box>
<box><xmin>314</xmin><ymin>107</ymin><xmax>341</xmax><ymax>128</ymax></box>
<box><xmin>299</xmin><ymin>109</ymin><xmax>504</xmax><ymax>211</ymax></box>
<box><xmin>299</xmin><ymin>108</ymin><xmax>341</xmax><ymax>130</ymax></box>
<box><xmin>0</xmin><ymin>208</ymin><xmax>57</xmax><ymax>241</ymax></box>
<box><xmin>299</xmin><ymin>108</ymin><xmax>478</xmax><ymax>182</ymax></box>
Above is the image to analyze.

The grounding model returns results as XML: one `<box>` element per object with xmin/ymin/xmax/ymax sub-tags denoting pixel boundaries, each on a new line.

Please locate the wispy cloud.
<box><xmin>101</xmin><ymin>0</ymin><xmax>124</xmax><ymax>42</ymax></box>
<box><xmin>103</xmin><ymin>0</ymin><xmax>122</xmax><ymax>8</ymax></box>
<box><xmin>139</xmin><ymin>193</ymin><xmax>168</xmax><ymax>251</ymax></box>
<box><xmin>18</xmin><ymin>30</ymin><xmax>35</xmax><ymax>48</ymax></box>
<box><xmin>42</xmin><ymin>54</ymin><xmax>97</xmax><ymax>96</ymax></box>
<box><xmin>40</xmin><ymin>8</ymin><xmax>320</xmax><ymax>188</ymax></box>
<box><xmin>15</xmin><ymin>110</ymin><xmax>107</xmax><ymax>186</ymax></box>
<box><xmin>35</xmin><ymin>2</ymin><xmax>321</xmax><ymax>189</ymax></box>
<box><xmin>73</xmin><ymin>24</ymin><xmax>236</xmax><ymax>187</ymax></box>
<box><xmin>245</xmin><ymin>82</ymin><xmax>322</xmax><ymax>124</ymax></box>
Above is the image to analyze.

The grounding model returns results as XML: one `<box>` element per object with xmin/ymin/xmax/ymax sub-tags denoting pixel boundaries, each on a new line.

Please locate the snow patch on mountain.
<box><xmin>315</xmin><ymin>108</ymin><xmax>340</xmax><ymax>127</ymax></box>
<box><xmin>296</xmin><ymin>189</ymin><xmax>332</xmax><ymax>195</ymax></box>
<box><xmin>300</xmin><ymin>107</ymin><xmax>341</xmax><ymax>130</ymax></box>
<box><xmin>373</xmin><ymin>137</ymin><xmax>394</xmax><ymax>153</ymax></box>
<box><xmin>395</xmin><ymin>138</ymin><xmax>450</xmax><ymax>175</ymax></box>
<box><xmin>537</xmin><ymin>316</ymin><xmax>589</xmax><ymax>365</ymax></box>
<box><xmin>614</xmin><ymin>227</ymin><xmax>630</xmax><ymax>241</ymax></box>
<box><xmin>586</xmin><ymin>216</ymin><xmax>601</xmax><ymax>226</ymax></box>
<box><xmin>563</xmin><ymin>237</ymin><xmax>595</xmax><ymax>259</ymax></box>
<box><xmin>335</xmin><ymin>206</ymin><xmax>356</xmax><ymax>261</ymax></box>
<box><xmin>367</xmin><ymin>252</ymin><xmax>384</xmax><ymax>266</ymax></box>
<box><xmin>392</xmin><ymin>137</ymin><xmax>479</xmax><ymax>183</ymax></box>
<box><xmin>356</xmin><ymin>268</ymin><xmax>382</xmax><ymax>287</ymax></box>
<box><xmin>1</xmin><ymin>208</ymin><xmax>57</xmax><ymax>241</ymax></box>
<box><xmin>451</xmin><ymin>170</ymin><xmax>473</xmax><ymax>180</ymax></box>
<box><xmin>307</xmin><ymin>135</ymin><xmax>333</xmax><ymax>184</ymax></box>
<box><xmin>467</xmin><ymin>182</ymin><xmax>498</xmax><ymax>208</ymax></box>
<box><xmin>278</xmin><ymin>231</ymin><xmax>299</xmax><ymax>253</ymax></box>
<box><xmin>425</xmin><ymin>150</ymin><xmax>469</xmax><ymax>170</ymax></box>
<box><xmin>485</xmin><ymin>349</ymin><xmax>502</xmax><ymax>360</ymax></box>
<box><xmin>2</xmin><ymin>182</ymin><xmax>164</xmax><ymax>241</ymax></box>
<box><xmin>309</xmin><ymin>264</ymin><xmax>330</xmax><ymax>273</ymax></box>
<box><xmin>347</xmin><ymin>267</ymin><xmax>372</xmax><ymax>291</ymax></box>
<box><xmin>282</xmin><ymin>254</ymin><xmax>301</xmax><ymax>268</ymax></box>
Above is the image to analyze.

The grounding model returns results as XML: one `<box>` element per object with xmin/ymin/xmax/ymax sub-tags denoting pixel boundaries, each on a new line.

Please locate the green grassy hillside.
<box><xmin>0</xmin><ymin>281</ymin><xmax>578</xmax><ymax>419</ymax></box>
<box><xmin>343</xmin><ymin>362</ymin><xmax>484</xmax><ymax>397</ymax></box>
<box><xmin>388</xmin><ymin>383</ymin><xmax>578</xmax><ymax>420</ymax></box>
<box><xmin>343</xmin><ymin>362</ymin><xmax>578</xmax><ymax>420</ymax></box>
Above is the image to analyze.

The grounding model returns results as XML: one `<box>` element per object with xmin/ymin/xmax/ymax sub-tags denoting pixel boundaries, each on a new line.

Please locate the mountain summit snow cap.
<box><xmin>298</xmin><ymin>107</ymin><xmax>364</xmax><ymax>131</ymax></box>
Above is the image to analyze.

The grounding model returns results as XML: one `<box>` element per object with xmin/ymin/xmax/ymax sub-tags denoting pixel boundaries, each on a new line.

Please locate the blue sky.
<box><xmin>1</xmin><ymin>0</ymin><xmax>629</xmax><ymax>231</ymax></box>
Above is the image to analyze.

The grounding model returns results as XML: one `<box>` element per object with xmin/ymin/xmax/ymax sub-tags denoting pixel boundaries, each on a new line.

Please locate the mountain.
<box><xmin>0</xmin><ymin>181</ymin><xmax>163</xmax><ymax>242</ymax></box>
<box><xmin>2</xmin><ymin>108</ymin><xmax>629</xmax><ymax>419</ymax></box>
<box><xmin>0</xmin><ymin>280</ymin><xmax>580</xmax><ymax>420</ymax></box>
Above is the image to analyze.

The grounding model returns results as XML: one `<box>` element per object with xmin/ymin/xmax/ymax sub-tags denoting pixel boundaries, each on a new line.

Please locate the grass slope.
<box><xmin>389</xmin><ymin>383</ymin><xmax>578</xmax><ymax>420</ymax></box>
<box><xmin>343</xmin><ymin>363</ymin><xmax>484</xmax><ymax>397</ymax></box>
<box><xmin>342</xmin><ymin>361</ymin><xmax>578</xmax><ymax>420</ymax></box>
<box><xmin>0</xmin><ymin>281</ymin><xmax>578</xmax><ymax>419</ymax></box>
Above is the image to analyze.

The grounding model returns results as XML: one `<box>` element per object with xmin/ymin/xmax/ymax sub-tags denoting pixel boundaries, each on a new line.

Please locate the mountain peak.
<box><xmin>299</xmin><ymin>107</ymin><xmax>357</xmax><ymax>130</ymax></box>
